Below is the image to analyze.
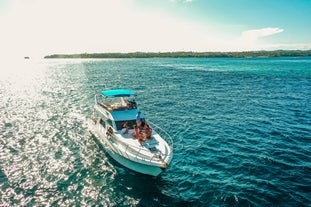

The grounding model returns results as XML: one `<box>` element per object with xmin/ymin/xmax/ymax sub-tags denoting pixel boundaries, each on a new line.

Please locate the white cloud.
<box><xmin>240</xmin><ymin>27</ymin><xmax>284</xmax><ymax>49</ymax></box>
<box><xmin>242</xmin><ymin>28</ymin><xmax>283</xmax><ymax>40</ymax></box>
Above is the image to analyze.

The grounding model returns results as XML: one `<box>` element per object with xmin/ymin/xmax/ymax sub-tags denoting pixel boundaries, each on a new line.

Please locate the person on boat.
<box><xmin>127</xmin><ymin>99</ymin><xmax>137</xmax><ymax>109</ymax></box>
<box><xmin>145</xmin><ymin>124</ymin><xmax>152</xmax><ymax>140</ymax></box>
<box><xmin>132</xmin><ymin>125</ymin><xmax>139</xmax><ymax>138</ymax></box>
<box><xmin>140</xmin><ymin>118</ymin><xmax>146</xmax><ymax>131</ymax></box>
<box><xmin>122</xmin><ymin>121</ymin><xmax>129</xmax><ymax>134</ymax></box>
<box><xmin>106</xmin><ymin>126</ymin><xmax>113</xmax><ymax>137</ymax></box>
<box><xmin>138</xmin><ymin>131</ymin><xmax>145</xmax><ymax>144</ymax></box>
<box><xmin>136</xmin><ymin>111</ymin><xmax>141</xmax><ymax>127</ymax></box>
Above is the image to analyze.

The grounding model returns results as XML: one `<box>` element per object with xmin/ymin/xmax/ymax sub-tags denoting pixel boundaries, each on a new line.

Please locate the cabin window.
<box><xmin>99</xmin><ymin>119</ymin><xmax>106</xmax><ymax>128</ymax></box>
<box><xmin>107</xmin><ymin>119</ymin><xmax>113</xmax><ymax>127</ymax></box>
<box><xmin>115</xmin><ymin>119</ymin><xmax>136</xmax><ymax>130</ymax></box>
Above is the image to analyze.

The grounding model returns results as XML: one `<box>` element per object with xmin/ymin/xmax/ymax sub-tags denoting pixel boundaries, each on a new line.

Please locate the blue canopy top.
<box><xmin>101</xmin><ymin>89</ymin><xmax>136</xmax><ymax>97</ymax></box>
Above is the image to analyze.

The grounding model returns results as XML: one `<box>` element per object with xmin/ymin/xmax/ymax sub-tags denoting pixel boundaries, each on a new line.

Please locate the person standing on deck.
<box><xmin>136</xmin><ymin>111</ymin><xmax>141</xmax><ymax>127</ymax></box>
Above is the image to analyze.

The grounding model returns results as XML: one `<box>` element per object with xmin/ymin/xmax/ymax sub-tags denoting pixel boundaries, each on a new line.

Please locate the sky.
<box><xmin>0</xmin><ymin>0</ymin><xmax>310</xmax><ymax>58</ymax></box>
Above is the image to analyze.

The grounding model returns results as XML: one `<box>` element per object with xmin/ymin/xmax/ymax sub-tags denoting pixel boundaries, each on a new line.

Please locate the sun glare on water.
<box><xmin>0</xmin><ymin>58</ymin><xmax>48</xmax><ymax>102</ymax></box>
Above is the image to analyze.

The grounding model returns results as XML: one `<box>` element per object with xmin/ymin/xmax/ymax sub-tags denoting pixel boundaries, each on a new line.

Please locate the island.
<box><xmin>44</xmin><ymin>50</ymin><xmax>311</xmax><ymax>59</ymax></box>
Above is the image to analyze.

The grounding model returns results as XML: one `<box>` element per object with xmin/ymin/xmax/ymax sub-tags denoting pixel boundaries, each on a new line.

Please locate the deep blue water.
<box><xmin>0</xmin><ymin>57</ymin><xmax>311</xmax><ymax>206</ymax></box>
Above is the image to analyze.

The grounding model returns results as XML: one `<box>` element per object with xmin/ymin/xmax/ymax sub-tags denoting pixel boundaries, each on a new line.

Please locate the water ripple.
<box><xmin>1</xmin><ymin>58</ymin><xmax>311</xmax><ymax>206</ymax></box>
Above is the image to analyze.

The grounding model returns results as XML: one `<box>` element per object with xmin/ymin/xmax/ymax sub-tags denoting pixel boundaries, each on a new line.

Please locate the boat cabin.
<box><xmin>95</xmin><ymin>89</ymin><xmax>137</xmax><ymax>111</ymax></box>
<box><xmin>94</xmin><ymin>89</ymin><xmax>142</xmax><ymax>132</ymax></box>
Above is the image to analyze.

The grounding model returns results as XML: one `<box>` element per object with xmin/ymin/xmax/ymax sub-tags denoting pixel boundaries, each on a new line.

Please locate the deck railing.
<box><xmin>110</xmin><ymin>135</ymin><xmax>162</xmax><ymax>163</ymax></box>
<box><xmin>148</xmin><ymin>121</ymin><xmax>174</xmax><ymax>151</ymax></box>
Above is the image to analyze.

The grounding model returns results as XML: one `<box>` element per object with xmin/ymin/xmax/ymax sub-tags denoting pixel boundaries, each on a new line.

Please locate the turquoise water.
<box><xmin>0</xmin><ymin>57</ymin><xmax>310</xmax><ymax>206</ymax></box>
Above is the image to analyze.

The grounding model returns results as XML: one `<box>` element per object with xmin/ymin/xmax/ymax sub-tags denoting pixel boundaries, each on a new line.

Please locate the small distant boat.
<box><xmin>88</xmin><ymin>89</ymin><xmax>173</xmax><ymax>176</ymax></box>
<box><xmin>24</xmin><ymin>56</ymin><xmax>30</xmax><ymax>59</ymax></box>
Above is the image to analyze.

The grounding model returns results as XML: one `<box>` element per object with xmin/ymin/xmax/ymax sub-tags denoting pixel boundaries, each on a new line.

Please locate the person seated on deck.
<box><xmin>139</xmin><ymin>118</ymin><xmax>146</xmax><ymax>132</ymax></box>
<box><xmin>145</xmin><ymin>124</ymin><xmax>152</xmax><ymax>140</ymax></box>
<box><xmin>138</xmin><ymin>125</ymin><xmax>152</xmax><ymax>144</ymax></box>
<box><xmin>126</xmin><ymin>100</ymin><xmax>137</xmax><ymax>109</ymax></box>
<box><xmin>122</xmin><ymin>121</ymin><xmax>129</xmax><ymax>134</ymax></box>
<box><xmin>129</xmin><ymin>100</ymin><xmax>137</xmax><ymax>109</ymax></box>
<box><xmin>138</xmin><ymin>131</ymin><xmax>145</xmax><ymax>144</ymax></box>
<box><xmin>132</xmin><ymin>125</ymin><xmax>139</xmax><ymax>138</ymax></box>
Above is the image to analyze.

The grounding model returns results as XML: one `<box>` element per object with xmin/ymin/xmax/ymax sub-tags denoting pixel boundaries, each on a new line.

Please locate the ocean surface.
<box><xmin>0</xmin><ymin>57</ymin><xmax>310</xmax><ymax>206</ymax></box>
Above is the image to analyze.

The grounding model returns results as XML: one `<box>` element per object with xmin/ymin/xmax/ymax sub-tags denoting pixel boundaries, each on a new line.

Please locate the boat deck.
<box><xmin>116</xmin><ymin>129</ymin><xmax>159</xmax><ymax>149</ymax></box>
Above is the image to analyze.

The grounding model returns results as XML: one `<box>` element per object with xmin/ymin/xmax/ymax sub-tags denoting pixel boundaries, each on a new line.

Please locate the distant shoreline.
<box><xmin>44</xmin><ymin>50</ymin><xmax>311</xmax><ymax>59</ymax></box>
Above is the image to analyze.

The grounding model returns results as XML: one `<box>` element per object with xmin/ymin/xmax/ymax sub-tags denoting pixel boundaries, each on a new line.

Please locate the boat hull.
<box><xmin>107</xmin><ymin>149</ymin><xmax>164</xmax><ymax>176</ymax></box>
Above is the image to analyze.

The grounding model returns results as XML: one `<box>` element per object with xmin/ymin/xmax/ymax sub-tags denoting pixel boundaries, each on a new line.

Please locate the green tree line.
<box><xmin>44</xmin><ymin>50</ymin><xmax>311</xmax><ymax>59</ymax></box>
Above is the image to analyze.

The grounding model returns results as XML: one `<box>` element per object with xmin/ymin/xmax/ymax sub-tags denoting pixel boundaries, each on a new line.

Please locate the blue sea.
<box><xmin>0</xmin><ymin>57</ymin><xmax>310</xmax><ymax>206</ymax></box>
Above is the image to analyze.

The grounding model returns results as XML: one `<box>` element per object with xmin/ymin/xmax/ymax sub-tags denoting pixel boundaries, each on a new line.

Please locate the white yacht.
<box><xmin>88</xmin><ymin>89</ymin><xmax>173</xmax><ymax>176</ymax></box>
